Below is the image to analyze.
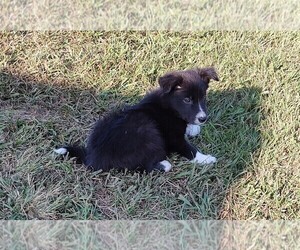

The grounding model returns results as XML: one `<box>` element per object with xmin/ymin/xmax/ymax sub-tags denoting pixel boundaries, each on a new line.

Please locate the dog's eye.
<box><xmin>183</xmin><ymin>97</ymin><xmax>192</xmax><ymax>104</ymax></box>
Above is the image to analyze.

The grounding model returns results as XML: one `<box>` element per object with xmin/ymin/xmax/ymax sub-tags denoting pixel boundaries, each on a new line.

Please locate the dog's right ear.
<box><xmin>158</xmin><ymin>73</ymin><xmax>183</xmax><ymax>94</ymax></box>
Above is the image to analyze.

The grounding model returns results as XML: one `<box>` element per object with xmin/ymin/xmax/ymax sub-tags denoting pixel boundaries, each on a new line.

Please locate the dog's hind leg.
<box><xmin>146</xmin><ymin>160</ymin><xmax>172</xmax><ymax>173</ymax></box>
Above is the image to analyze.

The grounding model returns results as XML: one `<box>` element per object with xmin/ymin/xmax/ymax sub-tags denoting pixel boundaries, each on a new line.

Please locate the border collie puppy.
<box><xmin>54</xmin><ymin>67</ymin><xmax>219</xmax><ymax>173</ymax></box>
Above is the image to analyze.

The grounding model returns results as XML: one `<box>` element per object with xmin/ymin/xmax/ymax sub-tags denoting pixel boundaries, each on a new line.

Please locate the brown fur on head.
<box><xmin>158</xmin><ymin>67</ymin><xmax>219</xmax><ymax>94</ymax></box>
<box><xmin>197</xmin><ymin>67</ymin><xmax>219</xmax><ymax>83</ymax></box>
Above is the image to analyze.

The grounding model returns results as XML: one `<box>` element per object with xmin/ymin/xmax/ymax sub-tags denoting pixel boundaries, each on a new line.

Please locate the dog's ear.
<box><xmin>197</xmin><ymin>67</ymin><xmax>219</xmax><ymax>83</ymax></box>
<box><xmin>158</xmin><ymin>73</ymin><xmax>183</xmax><ymax>94</ymax></box>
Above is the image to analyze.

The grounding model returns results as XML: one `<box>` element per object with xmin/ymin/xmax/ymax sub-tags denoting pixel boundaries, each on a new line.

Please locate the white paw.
<box><xmin>185</xmin><ymin>124</ymin><xmax>201</xmax><ymax>137</ymax></box>
<box><xmin>160</xmin><ymin>160</ymin><xmax>172</xmax><ymax>172</ymax></box>
<box><xmin>190</xmin><ymin>152</ymin><xmax>217</xmax><ymax>165</ymax></box>
<box><xmin>54</xmin><ymin>148</ymin><xmax>67</xmax><ymax>155</ymax></box>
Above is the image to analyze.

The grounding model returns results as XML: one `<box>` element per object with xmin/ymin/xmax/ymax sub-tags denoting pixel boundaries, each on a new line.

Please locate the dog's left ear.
<box><xmin>159</xmin><ymin>73</ymin><xmax>183</xmax><ymax>94</ymax></box>
<box><xmin>197</xmin><ymin>67</ymin><xmax>219</xmax><ymax>83</ymax></box>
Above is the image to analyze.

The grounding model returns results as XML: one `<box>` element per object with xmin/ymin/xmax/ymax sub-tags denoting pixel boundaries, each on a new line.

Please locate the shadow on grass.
<box><xmin>0</xmin><ymin>71</ymin><xmax>261</xmax><ymax>220</ymax></box>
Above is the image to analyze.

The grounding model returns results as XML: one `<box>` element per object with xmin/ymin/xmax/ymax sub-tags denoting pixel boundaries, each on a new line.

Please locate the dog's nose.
<box><xmin>198</xmin><ymin>116</ymin><xmax>207</xmax><ymax>124</ymax></box>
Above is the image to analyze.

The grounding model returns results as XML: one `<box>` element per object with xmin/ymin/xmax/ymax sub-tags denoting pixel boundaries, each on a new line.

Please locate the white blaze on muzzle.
<box><xmin>194</xmin><ymin>105</ymin><xmax>207</xmax><ymax>124</ymax></box>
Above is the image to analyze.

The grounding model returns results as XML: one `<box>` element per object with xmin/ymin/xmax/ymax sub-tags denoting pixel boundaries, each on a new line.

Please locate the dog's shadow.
<box><xmin>178</xmin><ymin>86</ymin><xmax>262</xmax><ymax>219</ymax></box>
<box><xmin>1</xmin><ymin>71</ymin><xmax>261</xmax><ymax>219</ymax></box>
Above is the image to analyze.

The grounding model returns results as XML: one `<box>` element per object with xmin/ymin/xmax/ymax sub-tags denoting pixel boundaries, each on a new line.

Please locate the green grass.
<box><xmin>0</xmin><ymin>31</ymin><xmax>299</xmax><ymax>220</ymax></box>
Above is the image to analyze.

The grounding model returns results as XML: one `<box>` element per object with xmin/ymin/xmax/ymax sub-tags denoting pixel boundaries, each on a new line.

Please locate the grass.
<box><xmin>0</xmin><ymin>31</ymin><xmax>299</xmax><ymax>220</ymax></box>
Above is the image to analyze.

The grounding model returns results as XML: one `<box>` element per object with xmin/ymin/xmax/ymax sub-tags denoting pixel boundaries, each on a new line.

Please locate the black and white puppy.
<box><xmin>54</xmin><ymin>67</ymin><xmax>219</xmax><ymax>173</ymax></box>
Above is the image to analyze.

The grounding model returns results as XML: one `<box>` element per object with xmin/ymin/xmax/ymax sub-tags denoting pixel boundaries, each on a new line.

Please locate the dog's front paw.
<box><xmin>186</xmin><ymin>124</ymin><xmax>201</xmax><ymax>137</ymax></box>
<box><xmin>190</xmin><ymin>152</ymin><xmax>217</xmax><ymax>165</ymax></box>
<box><xmin>202</xmin><ymin>155</ymin><xmax>217</xmax><ymax>165</ymax></box>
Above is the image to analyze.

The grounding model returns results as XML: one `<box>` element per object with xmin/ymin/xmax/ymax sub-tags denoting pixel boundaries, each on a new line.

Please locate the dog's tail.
<box><xmin>54</xmin><ymin>145</ymin><xmax>87</xmax><ymax>164</ymax></box>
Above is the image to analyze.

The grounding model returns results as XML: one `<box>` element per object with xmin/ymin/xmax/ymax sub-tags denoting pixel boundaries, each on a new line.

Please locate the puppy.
<box><xmin>55</xmin><ymin>67</ymin><xmax>219</xmax><ymax>173</ymax></box>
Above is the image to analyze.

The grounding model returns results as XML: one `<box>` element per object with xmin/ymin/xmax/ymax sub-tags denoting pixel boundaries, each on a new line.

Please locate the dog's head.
<box><xmin>159</xmin><ymin>67</ymin><xmax>219</xmax><ymax>125</ymax></box>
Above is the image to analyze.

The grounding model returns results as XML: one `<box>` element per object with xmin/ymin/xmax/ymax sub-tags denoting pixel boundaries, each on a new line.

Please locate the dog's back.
<box><xmin>85</xmin><ymin>104</ymin><xmax>167</xmax><ymax>172</ymax></box>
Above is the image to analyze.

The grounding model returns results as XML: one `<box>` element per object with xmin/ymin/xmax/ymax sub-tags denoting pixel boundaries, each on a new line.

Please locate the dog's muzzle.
<box><xmin>197</xmin><ymin>116</ymin><xmax>207</xmax><ymax>124</ymax></box>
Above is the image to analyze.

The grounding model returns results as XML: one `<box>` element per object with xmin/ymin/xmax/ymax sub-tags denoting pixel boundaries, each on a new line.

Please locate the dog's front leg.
<box><xmin>175</xmin><ymin>139</ymin><xmax>217</xmax><ymax>165</ymax></box>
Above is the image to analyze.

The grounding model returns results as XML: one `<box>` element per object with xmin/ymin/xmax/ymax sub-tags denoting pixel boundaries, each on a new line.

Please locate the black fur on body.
<box><xmin>56</xmin><ymin>67</ymin><xmax>219</xmax><ymax>173</ymax></box>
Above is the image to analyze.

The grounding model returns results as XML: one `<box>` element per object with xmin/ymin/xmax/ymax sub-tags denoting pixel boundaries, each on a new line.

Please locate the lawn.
<box><xmin>0</xmin><ymin>31</ymin><xmax>299</xmax><ymax>220</ymax></box>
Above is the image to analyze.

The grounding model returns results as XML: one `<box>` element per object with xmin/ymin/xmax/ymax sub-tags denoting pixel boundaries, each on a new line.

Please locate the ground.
<box><xmin>0</xmin><ymin>31</ymin><xmax>299</xmax><ymax>219</ymax></box>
